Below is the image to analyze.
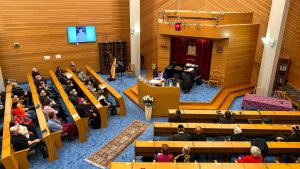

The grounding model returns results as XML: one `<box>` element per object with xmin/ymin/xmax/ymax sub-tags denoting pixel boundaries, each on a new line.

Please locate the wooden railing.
<box><xmin>27</xmin><ymin>73</ymin><xmax>63</xmax><ymax>161</ymax></box>
<box><xmin>49</xmin><ymin>70</ymin><xmax>89</xmax><ymax>143</ymax></box>
<box><xmin>85</xmin><ymin>65</ymin><xmax>126</xmax><ymax>116</ymax></box>
<box><xmin>135</xmin><ymin>140</ymin><xmax>300</xmax><ymax>157</ymax></box>
<box><xmin>2</xmin><ymin>84</ymin><xmax>30</xmax><ymax>169</ymax></box>
<box><xmin>154</xmin><ymin>122</ymin><xmax>292</xmax><ymax>136</ymax></box>
<box><xmin>109</xmin><ymin>162</ymin><xmax>300</xmax><ymax>169</ymax></box>
<box><xmin>168</xmin><ymin>109</ymin><xmax>300</xmax><ymax>124</ymax></box>
<box><xmin>65</xmin><ymin>68</ymin><xmax>108</xmax><ymax>128</ymax></box>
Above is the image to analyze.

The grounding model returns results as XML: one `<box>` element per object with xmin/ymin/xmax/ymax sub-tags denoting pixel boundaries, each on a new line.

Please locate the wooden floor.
<box><xmin>123</xmin><ymin>83</ymin><xmax>255</xmax><ymax>111</ymax></box>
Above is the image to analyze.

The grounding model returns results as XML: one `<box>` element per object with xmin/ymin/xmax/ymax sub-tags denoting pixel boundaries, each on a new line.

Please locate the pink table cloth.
<box><xmin>241</xmin><ymin>94</ymin><xmax>293</xmax><ymax>111</ymax></box>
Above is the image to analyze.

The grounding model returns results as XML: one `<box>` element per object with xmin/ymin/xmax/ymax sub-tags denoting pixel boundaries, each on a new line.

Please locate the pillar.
<box><xmin>130</xmin><ymin>0</ymin><xmax>140</xmax><ymax>76</ymax></box>
<box><xmin>257</xmin><ymin>0</ymin><xmax>291</xmax><ymax>96</ymax></box>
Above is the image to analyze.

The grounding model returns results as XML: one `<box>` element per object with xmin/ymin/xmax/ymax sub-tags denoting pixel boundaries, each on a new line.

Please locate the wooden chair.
<box><xmin>274</xmin><ymin>90</ymin><xmax>287</xmax><ymax>99</ymax></box>
<box><xmin>208</xmin><ymin>70</ymin><xmax>221</xmax><ymax>88</ymax></box>
<box><xmin>126</xmin><ymin>63</ymin><xmax>135</xmax><ymax>77</ymax></box>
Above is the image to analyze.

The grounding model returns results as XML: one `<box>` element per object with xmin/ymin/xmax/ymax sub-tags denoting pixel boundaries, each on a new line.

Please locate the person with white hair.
<box><xmin>12</xmin><ymin>82</ymin><xmax>32</xmax><ymax>105</ymax></box>
<box><xmin>174</xmin><ymin>145</ymin><xmax>195</xmax><ymax>162</ymax></box>
<box><xmin>10</xmin><ymin>126</ymin><xmax>49</xmax><ymax>159</ymax></box>
<box><xmin>237</xmin><ymin>146</ymin><xmax>263</xmax><ymax>163</ymax></box>
<box><xmin>229</xmin><ymin>126</ymin><xmax>246</xmax><ymax>141</ymax></box>
<box><xmin>288</xmin><ymin>125</ymin><xmax>300</xmax><ymax>142</ymax></box>
<box><xmin>31</xmin><ymin>67</ymin><xmax>40</xmax><ymax>78</ymax></box>
<box><xmin>69</xmin><ymin>61</ymin><xmax>81</xmax><ymax>74</ymax></box>
<box><xmin>97</xmin><ymin>89</ymin><xmax>117</xmax><ymax>116</ymax></box>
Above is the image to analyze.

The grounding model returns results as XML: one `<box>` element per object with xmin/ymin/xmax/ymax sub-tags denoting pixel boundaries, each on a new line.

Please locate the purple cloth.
<box><xmin>241</xmin><ymin>94</ymin><xmax>292</xmax><ymax>111</ymax></box>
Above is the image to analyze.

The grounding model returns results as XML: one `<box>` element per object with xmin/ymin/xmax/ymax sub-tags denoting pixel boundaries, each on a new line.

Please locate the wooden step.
<box><xmin>124</xmin><ymin>88</ymin><xmax>139</xmax><ymax>105</ymax></box>
<box><xmin>130</xmin><ymin>85</ymin><xmax>138</xmax><ymax>96</ymax></box>
<box><xmin>219</xmin><ymin>87</ymin><xmax>254</xmax><ymax>110</ymax></box>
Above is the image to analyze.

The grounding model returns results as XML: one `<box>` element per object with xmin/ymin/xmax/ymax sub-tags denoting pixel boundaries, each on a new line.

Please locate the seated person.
<box><xmin>76</xmin><ymin>98</ymin><xmax>91</xmax><ymax>118</ymax></box>
<box><xmin>69</xmin><ymin>89</ymin><xmax>79</xmax><ymax>106</ymax></box>
<box><xmin>43</xmin><ymin>99</ymin><xmax>68</xmax><ymax>122</ymax></box>
<box><xmin>85</xmin><ymin>81</ymin><xmax>96</xmax><ymax>92</ymax></box>
<box><xmin>217</xmin><ymin>111</ymin><xmax>234</xmax><ymax>124</ymax></box>
<box><xmin>34</xmin><ymin>75</ymin><xmax>47</xmax><ymax>88</ymax></box>
<box><xmin>229</xmin><ymin>126</ymin><xmax>246</xmax><ymax>141</ymax></box>
<box><xmin>31</xmin><ymin>67</ymin><xmax>41</xmax><ymax>78</ymax></box>
<box><xmin>156</xmin><ymin>144</ymin><xmax>173</xmax><ymax>162</ymax></box>
<box><xmin>10</xmin><ymin>126</ymin><xmax>48</xmax><ymax>159</ymax></box>
<box><xmin>97</xmin><ymin>89</ymin><xmax>117</xmax><ymax>116</ymax></box>
<box><xmin>236</xmin><ymin>146</ymin><xmax>263</xmax><ymax>163</ymax></box>
<box><xmin>174</xmin><ymin>145</ymin><xmax>195</xmax><ymax>162</ymax></box>
<box><xmin>288</xmin><ymin>125</ymin><xmax>300</xmax><ymax>142</ymax></box>
<box><xmin>170</xmin><ymin>124</ymin><xmax>191</xmax><ymax>141</ymax></box>
<box><xmin>12</xmin><ymin>102</ymin><xmax>36</xmax><ymax>123</ymax></box>
<box><xmin>192</xmin><ymin>126</ymin><xmax>206</xmax><ymax>141</ymax></box>
<box><xmin>169</xmin><ymin>109</ymin><xmax>186</xmax><ymax>123</ymax></box>
<box><xmin>153</xmin><ymin>70</ymin><xmax>167</xmax><ymax>84</ymax></box>
<box><xmin>10</xmin><ymin>120</ymin><xmax>38</xmax><ymax>140</ymax></box>
<box><xmin>47</xmin><ymin>111</ymin><xmax>78</xmax><ymax>141</ymax></box>
<box><xmin>69</xmin><ymin>61</ymin><xmax>81</xmax><ymax>74</ymax></box>
<box><xmin>88</xmin><ymin>106</ymin><xmax>101</xmax><ymax>129</ymax></box>
<box><xmin>12</xmin><ymin>83</ymin><xmax>32</xmax><ymax>105</ymax></box>
<box><xmin>78</xmin><ymin>71</ymin><xmax>90</xmax><ymax>82</ymax></box>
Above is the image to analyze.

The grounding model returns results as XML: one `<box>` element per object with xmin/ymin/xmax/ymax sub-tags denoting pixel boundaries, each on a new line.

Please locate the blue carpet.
<box><xmin>11</xmin><ymin>70</ymin><xmax>242</xmax><ymax>169</ymax></box>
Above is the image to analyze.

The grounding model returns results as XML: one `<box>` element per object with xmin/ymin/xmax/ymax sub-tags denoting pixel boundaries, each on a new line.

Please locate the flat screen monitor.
<box><xmin>67</xmin><ymin>26</ymin><xmax>96</xmax><ymax>43</ymax></box>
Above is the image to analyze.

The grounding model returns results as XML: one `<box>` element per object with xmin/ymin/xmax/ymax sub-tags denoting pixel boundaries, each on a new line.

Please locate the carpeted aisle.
<box><xmin>22</xmin><ymin>70</ymin><xmax>243</xmax><ymax>169</ymax></box>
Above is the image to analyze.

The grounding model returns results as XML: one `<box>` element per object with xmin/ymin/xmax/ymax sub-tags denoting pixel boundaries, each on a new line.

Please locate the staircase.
<box><xmin>123</xmin><ymin>83</ymin><xmax>255</xmax><ymax>110</ymax></box>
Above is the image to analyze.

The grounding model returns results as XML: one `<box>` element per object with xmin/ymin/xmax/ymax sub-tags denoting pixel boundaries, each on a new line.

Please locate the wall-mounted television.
<box><xmin>67</xmin><ymin>26</ymin><xmax>96</xmax><ymax>43</ymax></box>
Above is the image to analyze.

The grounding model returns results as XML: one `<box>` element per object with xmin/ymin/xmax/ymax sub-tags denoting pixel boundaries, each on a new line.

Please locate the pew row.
<box><xmin>169</xmin><ymin>109</ymin><xmax>300</xmax><ymax>124</ymax></box>
<box><xmin>49</xmin><ymin>70</ymin><xmax>89</xmax><ymax>143</ymax></box>
<box><xmin>2</xmin><ymin>84</ymin><xmax>30</xmax><ymax>169</ymax></box>
<box><xmin>110</xmin><ymin>162</ymin><xmax>300</xmax><ymax>169</ymax></box>
<box><xmin>85</xmin><ymin>65</ymin><xmax>126</xmax><ymax>116</ymax></box>
<box><xmin>65</xmin><ymin>68</ymin><xmax>108</xmax><ymax>128</ymax></box>
<box><xmin>135</xmin><ymin>140</ymin><xmax>300</xmax><ymax>157</ymax></box>
<box><xmin>154</xmin><ymin>122</ymin><xmax>292</xmax><ymax>136</ymax></box>
<box><xmin>27</xmin><ymin>73</ymin><xmax>63</xmax><ymax>161</ymax></box>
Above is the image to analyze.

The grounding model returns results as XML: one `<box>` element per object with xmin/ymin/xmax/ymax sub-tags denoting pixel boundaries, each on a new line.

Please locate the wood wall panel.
<box><xmin>140</xmin><ymin>0</ymin><xmax>272</xmax><ymax>70</ymax></box>
<box><xmin>0</xmin><ymin>0</ymin><xmax>130</xmax><ymax>82</ymax></box>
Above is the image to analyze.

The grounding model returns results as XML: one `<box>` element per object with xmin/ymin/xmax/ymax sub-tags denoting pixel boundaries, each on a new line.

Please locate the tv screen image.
<box><xmin>67</xmin><ymin>26</ymin><xmax>96</xmax><ymax>43</ymax></box>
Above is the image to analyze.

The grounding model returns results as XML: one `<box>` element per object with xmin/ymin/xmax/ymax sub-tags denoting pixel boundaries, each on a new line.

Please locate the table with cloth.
<box><xmin>241</xmin><ymin>94</ymin><xmax>293</xmax><ymax>111</ymax></box>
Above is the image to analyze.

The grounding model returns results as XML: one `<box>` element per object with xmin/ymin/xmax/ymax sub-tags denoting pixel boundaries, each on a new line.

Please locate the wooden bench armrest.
<box><xmin>14</xmin><ymin>148</ymin><xmax>30</xmax><ymax>155</ymax></box>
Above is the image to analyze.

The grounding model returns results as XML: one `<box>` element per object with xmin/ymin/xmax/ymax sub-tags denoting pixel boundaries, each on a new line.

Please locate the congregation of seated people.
<box><xmin>144</xmin><ymin>109</ymin><xmax>300</xmax><ymax>163</ymax></box>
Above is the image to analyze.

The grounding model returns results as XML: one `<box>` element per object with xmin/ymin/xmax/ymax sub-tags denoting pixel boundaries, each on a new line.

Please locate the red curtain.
<box><xmin>170</xmin><ymin>37</ymin><xmax>213</xmax><ymax>80</ymax></box>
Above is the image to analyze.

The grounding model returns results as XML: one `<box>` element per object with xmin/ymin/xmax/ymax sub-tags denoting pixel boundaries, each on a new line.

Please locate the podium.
<box><xmin>137</xmin><ymin>80</ymin><xmax>180</xmax><ymax>117</ymax></box>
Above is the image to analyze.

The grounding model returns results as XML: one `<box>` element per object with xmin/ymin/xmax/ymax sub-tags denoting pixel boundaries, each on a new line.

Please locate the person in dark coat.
<box><xmin>169</xmin><ymin>109</ymin><xmax>186</xmax><ymax>123</ymax></box>
<box><xmin>170</xmin><ymin>124</ymin><xmax>191</xmax><ymax>141</ymax></box>
<box><xmin>229</xmin><ymin>126</ymin><xmax>246</xmax><ymax>141</ymax></box>
<box><xmin>180</xmin><ymin>72</ymin><xmax>194</xmax><ymax>93</ymax></box>
<box><xmin>12</xmin><ymin>83</ymin><xmax>32</xmax><ymax>105</ymax></box>
<box><xmin>192</xmin><ymin>126</ymin><xmax>206</xmax><ymax>141</ymax></box>
<box><xmin>288</xmin><ymin>125</ymin><xmax>300</xmax><ymax>142</ymax></box>
<box><xmin>217</xmin><ymin>111</ymin><xmax>234</xmax><ymax>124</ymax></box>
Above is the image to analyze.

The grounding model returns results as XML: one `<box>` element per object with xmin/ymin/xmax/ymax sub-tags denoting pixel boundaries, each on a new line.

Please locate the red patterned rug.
<box><xmin>85</xmin><ymin>120</ymin><xmax>150</xmax><ymax>168</ymax></box>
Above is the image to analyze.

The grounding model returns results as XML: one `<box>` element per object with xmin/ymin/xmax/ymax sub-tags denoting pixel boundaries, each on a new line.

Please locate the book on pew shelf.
<box><xmin>99</xmin><ymin>85</ymin><xmax>106</xmax><ymax>90</ymax></box>
<box><xmin>66</xmin><ymin>73</ymin><xmax>73</xmax><ymax>79</ymax></box>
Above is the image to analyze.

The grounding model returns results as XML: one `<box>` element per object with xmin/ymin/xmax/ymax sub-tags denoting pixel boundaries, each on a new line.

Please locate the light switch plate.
<box><xmin>55</xmin><ymin>54</ymin><xmax>61</xmax><ymax>59</ymax></box>
<box><xmin>44</xmin><ymin>55</ymin><xmax>50</xmax><ymax>60</ymax></box>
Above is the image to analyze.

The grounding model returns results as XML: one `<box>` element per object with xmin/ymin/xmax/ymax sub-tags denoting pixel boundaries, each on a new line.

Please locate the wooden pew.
<box><xmin>85</xmin><ymin>65</ymin><xmax>126</xmax><ymax>116</ymax></box>
<box><xmin>109</xmin><ymin>162</ymin><xmax>300</xmax><ymax>169</ymax></box>
<box><xmin>65</xmin><ymin>68</ymin><xmax>108</xmax><ymax>128</ymax></box>
<box><xmin>135</xmin><ymin>140</ymin><xmax>300</xmax><ymax>157</ymax></box>
<box><xmin>154</xmin><ymin>122</ymin><xmax>292</xmax><ymax>136</ymax></box>
<box><xmin>27</xmin><ymin>73</ymin><xmax>63</xmax><ymax>161</ymax></box>
<box><xmin>168</xmin><ymin>109</ymin><xmax>300</xmax><ymax>124</ymax></box>
<box><xmin>2</xmin><ymin>84</ymin><xmax>30</xmax><ymax>169</ymax></box>
<box><xmin>49</xmin><ymin>70</ymin><xmax>89</xmax><ymax>143</ymax></box>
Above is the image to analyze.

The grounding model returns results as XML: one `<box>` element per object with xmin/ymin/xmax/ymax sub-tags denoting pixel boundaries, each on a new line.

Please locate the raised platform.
<box><xmin>123</xmin><ymin>83</ymin><xmax>255</xmax><ymax>111</ymax></box>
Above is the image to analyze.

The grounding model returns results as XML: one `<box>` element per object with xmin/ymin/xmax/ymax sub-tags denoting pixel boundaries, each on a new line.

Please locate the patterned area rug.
<box><xmin>85</xmin><ymin>120</ymin><xmax>150</xmax><ymax>168</ymax></box>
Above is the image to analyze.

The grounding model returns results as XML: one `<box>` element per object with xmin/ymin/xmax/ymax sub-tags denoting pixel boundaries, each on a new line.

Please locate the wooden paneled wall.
<box><xmin>140</xmin><ymin>0</ymin><xmax>272</xmax><ymax>69</ymax></box>
<box><xmin>0</xmin><ymin>0</ymin><xmax>130</xmax><ymax>82</ymax></box>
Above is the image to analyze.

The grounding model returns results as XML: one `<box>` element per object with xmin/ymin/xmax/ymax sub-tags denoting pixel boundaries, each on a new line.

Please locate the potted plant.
<box><xmin>142</xmin><ymin>95</ymin><xmax>154</xmax><ymax>120</ymax></box>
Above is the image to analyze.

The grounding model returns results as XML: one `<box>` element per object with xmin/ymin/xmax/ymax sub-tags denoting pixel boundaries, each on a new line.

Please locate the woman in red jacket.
<box><xmin>237</xmin><ymin>146</ymin><xmax>264</xmax><ymax>163</ymax></box>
